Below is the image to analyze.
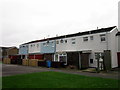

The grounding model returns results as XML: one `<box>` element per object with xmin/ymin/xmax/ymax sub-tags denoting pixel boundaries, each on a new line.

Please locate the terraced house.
<box><xmin>19</xmin><ymin>26</ymin><xmax>120</xmax><ymax>69</ymax></box>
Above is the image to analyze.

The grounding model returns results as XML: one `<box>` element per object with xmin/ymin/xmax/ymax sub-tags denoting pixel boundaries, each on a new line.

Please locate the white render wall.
<box><xmin>76</xmin><ymin>33</ymin><xmax>108</xmax><ymax>52</ymax></box>
<box><xmin>56</xmin><ymin>32</ymin><xmax>109</xmax><ymax>52</ymax></box>
<box><xmin>88</xmin><ymin>51</ymin><xmax>97</xmax><ymax>67</ymax></box>
<box><xmin>56</xmin><ymin>27</ymin><xmax>119</xmax><ymax>68</ymax></box>
<box><xmin>56</xmin><ymin>32</ymin><xmax>109</xmax><ymax>68</ymax></box>
<box><xmin>28</xmin><ymin>42</ymin><xmax>41</xmax><ymax>54</ymax></box>
<box><xmin>76</xmin><ymin>32</ymin><xmax>109</xmax><ymax>68</ymax></box>
<box><xmin>56</xmin><ymin>38</ymin><xmax>78</xmax><ymax>52</ymax></box>
<box><xmin>118</xmin><ymin>36</ymin><xmax>120</xmax><ymax>52</ymax></box>
<box><xmin>108</xmin><ymin>28</ymin><xmax>118</xmax><ymax>68</ymax></box>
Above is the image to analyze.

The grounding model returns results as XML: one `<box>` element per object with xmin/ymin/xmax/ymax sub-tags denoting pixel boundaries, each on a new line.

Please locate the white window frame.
<box><xmin>37</xmin><ymin>44</ymin><xmax>39</xmax><ymax>48</ymax></box>
<box><xmin>60</xmin><ymin>39</ymin><xmax>64</xmax><ymax>43</ymax></box>
<box><xmin>100</xmin><ymin>34</ymin><xmax>106</xmax><ymax>42</ymax></box>
<box><xmin>83</xmin><ymin>37</ymin><xmax>88</xmax><ymax>41</ymax></box>
<box><xmin>43</xmin><ymin>43</ymin><xmax>46</xmax><ymax>47</ymax></box>
<box><xmin>65</xmin><ymin>40</ymin><xmax>67</xmax><ymax>43</ymax></box>
<box><xmin>54</xmin><ymin>53</ymin><xmax>67</xmax><ymax>65</ymax></box>
<box><xmin>71</xmin><ymin>38</ymin><xmax>76</xmax><ymax>44</ymax></box>
<box><xmin>59</xmin><ymin>54</ymin><xmax>67</xmax><ymax>65</ymax></box>
<box><xmin>54</xmin><ymin>54</ymin><xmax>59</xmax><ymax>62</ymax></box>
<box><xmin>56</xmin><ymin>40</ymin><xmax>59</xmax><ymax>44</ymax></box>
<box><xmin>95</xmin><ymin>52</ymin><xmax>104</xmax><ymax>61</ymax></box>
<box><xmin>90</xmin><ymin>36</ymin><xmax>94</xmax><ymax>40</ymax></box>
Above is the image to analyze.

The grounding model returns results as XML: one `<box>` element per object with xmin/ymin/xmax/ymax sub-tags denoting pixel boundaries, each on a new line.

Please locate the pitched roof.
<box><xmin>22</xmin><ymin>26</ymin><xmax>116</xmax><ymax>45</ymax></box>
<box><xmin>116</xmin><ymin>32</ymin><xmax>120</xmax><ymax>36</ymax></box>
<box><xmin>0</xmin><ymin>47</ymin><xmax>17</xmax><ymax>49</ymax></box>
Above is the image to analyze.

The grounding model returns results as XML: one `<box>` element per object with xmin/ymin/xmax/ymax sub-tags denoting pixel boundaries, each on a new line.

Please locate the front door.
<box><xmin>80</xmin><ymin>53</ymin><xmax>89</xmax><ymax>69</ymax></box>
<box><xmin>67</xmin><ymin>52</ymin><xmax>79</xmax><ymax>69</ymax></box>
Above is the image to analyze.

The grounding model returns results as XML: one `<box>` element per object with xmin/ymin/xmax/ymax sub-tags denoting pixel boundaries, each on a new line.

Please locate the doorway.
<box><xmin>117</xmin><ymin>52</ymin><xmax>120</xmax><ymax>67</ymax></box>
<box><xmin>80</xmin><ymin>53</ymin><xmax>90</xmax><ymax>69</ymax></box>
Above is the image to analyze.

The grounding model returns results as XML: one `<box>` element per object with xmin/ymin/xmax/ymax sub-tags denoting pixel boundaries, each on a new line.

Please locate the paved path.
<box><xmin>2</xmin><ymin>64</ymin><xmax>119</xmax><ymax>80</ymax></box>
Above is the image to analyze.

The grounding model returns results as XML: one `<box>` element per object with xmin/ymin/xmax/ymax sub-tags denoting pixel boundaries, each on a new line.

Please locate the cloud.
<box><xmin>1</xmin><ymin>0</ymin><xmax>119</xmax><ymax>47</ymax></box>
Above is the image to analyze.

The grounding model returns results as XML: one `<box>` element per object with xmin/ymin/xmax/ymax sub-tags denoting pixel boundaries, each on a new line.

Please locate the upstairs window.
<box><xmin>90</xmin><ymin>36</ymin><xmax>94</xmax><ymax>40</ymax></box>
<box><xmin>56</xmin><ymin>40</ymin><xmax>59</xmax><ymax>44</ymax></box>
<box><xmin>83</xmin><ymin>37</ymin><xmax>88</xmax><ymax>41</ymax></box>
<box><xmin>71</xmin><ymin>38</ymin><xmax>76</xmax><ymax>44</ymax></box>
<box><xmin>43</xmin><ymin>43</ymin><xmax>46</xmax><ymax>46</ymax></box>
<box><xmin>47</xmin><ymin>40</ymin><xmax>49</xmax><ymax>43</ymax></box>
<box><xmin>65</xmin><ymin>40</ymin><xmax>67</xmax><ymax>43</ymax></box>
<box><xmin>60</xmin><ymin>39</ymin><xmax>64</xmax><ymax>43</ymax></box>
<box><xmin>100</xmin><ymin>34</ymin><xmax>106</xmax><ymax>41</ymax></box>
<box><xmin>37</xmin><ymin>44</ymin><xmax>39</xmax><ymax>48</ymax></box>
<box><xmin>71</xmin><ymin>38</ymin><xmax>75</xmax><ymax>40</ymax></box>
<box><xmin>72</xmin><ymin>42</ymin><xmax>75</xmax><ymax>44</ymax></box>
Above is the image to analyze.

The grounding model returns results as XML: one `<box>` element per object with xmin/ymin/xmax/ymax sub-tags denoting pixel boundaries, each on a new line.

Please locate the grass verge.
<box><xmin>2</xmin><ymin>71</ymin><xmax>119</xmax><ymax>88</ymax></box>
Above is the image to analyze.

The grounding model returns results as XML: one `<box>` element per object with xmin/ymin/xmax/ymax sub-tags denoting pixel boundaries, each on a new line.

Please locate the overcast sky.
<box><xmin>0</xmin><ymin>0</ymin><xmax>119</xmax><ymax>47</ymax></box>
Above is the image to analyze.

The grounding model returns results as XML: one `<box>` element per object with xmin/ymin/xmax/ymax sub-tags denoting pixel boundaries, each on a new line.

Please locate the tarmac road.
<box><xmin>2</xmin><ymin>64</ymin><xmax>119</xmax><ymax>80</ymax></box>
<box><xmin>2</xmin><ymin>64</ymin><xmax>49</xmax><ymax>76</ymax></box>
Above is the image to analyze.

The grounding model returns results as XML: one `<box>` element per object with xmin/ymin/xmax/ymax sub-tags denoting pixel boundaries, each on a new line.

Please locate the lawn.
<box><xmin>0</xmin><ymin>77</ymin><xmax>2</xmax><ymax>89</ymax></box>
<box><xmin>2</xmin><ymin>71</ymin><xmax>119</xmax><ymax>88</ymax></box>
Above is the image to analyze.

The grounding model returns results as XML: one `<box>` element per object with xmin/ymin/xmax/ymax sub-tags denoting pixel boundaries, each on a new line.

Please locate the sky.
<box><xmin>0</xmin><ymin>0</ymin><xmax>119</xmax><ymax>48</ymax></box>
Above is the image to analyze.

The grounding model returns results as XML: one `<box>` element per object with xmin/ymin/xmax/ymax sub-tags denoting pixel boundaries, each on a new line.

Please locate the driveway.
<box><xmin>2</xmin><ymin>64</ymin><xmax>119</xmax><ymax>80</ymax></box>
